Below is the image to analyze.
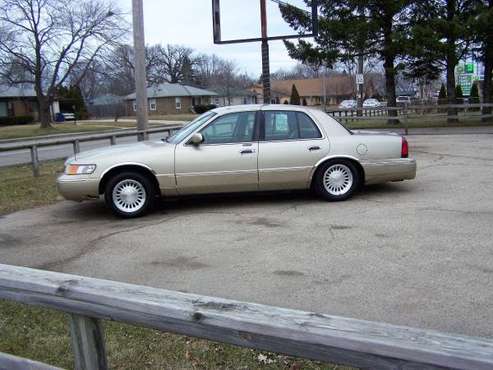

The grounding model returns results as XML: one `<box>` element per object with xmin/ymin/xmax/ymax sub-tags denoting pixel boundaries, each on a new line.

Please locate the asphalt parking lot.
<box><xmin>1</xmin><ymin>133</ymin><xmax>492</xmax><ymax>338</ymax></box>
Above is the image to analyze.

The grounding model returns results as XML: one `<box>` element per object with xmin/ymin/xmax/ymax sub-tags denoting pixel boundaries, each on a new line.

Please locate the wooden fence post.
<box><xmin>30</xmin><ymin>145</ymin><xmax>40</xmax><ymax>177</ymax></box>
<box><xmin>73</xmin><ymin>140</ymin><xmax>80</xmax><ymax>154</ymax></box>
<box><xmin>69</xmin><ymin>314</ymin><xmax>108</xmax><ymax>370</ymax></box>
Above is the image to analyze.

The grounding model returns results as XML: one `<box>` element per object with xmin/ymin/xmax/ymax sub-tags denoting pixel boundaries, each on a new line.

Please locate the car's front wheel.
<box><xmin>314</xmin><ymin>160</ymin><xmax>360</xmax><ymax>201</ymax></box>
<box><xmin>105</xmin><ymin>172</ymin><xmax>156</xmax><ymax>218</ymax></box>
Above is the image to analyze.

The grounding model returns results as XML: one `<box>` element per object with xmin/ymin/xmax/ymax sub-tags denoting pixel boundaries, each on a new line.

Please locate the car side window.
<box><xmin>264</xmin><ymin>111</ymin><xmax>322</xmax><ymax>141</ymax></box>
<box><xmin>264</xmin><ymin>111</ymin><xmax>298</xmax><ymax>140</ymax></box>
<box><xmin>200</xmin><ymin>112</ymin><xmax>255</xmax><ymax>144</ymax></box>
<box><xmin>297</xmin><ymin>112</ymin><xmax>322</xmax><ymax>139</ymax></box>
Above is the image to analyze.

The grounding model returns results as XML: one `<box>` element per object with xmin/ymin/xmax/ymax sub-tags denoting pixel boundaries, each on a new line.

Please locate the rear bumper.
<box><xmin>56</xmin><ymin>174</ymin><xmax>100</xmax><ymax>201</ymax></box>
<box><xmin>362</xmin><ymin>158</ymin><xmax>416</xmax><ymax>185</ymax></box>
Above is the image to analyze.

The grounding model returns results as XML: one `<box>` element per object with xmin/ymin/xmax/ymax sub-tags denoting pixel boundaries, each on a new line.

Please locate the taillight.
<box><xmin>401</xmin><ymin>137</ymin><xmax>409</xmax><ymax>158</ymax></box>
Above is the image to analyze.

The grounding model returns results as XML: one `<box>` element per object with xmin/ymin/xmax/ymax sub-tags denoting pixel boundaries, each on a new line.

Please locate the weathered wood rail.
<box><xmin>0</xmin><ymin>125</ymin><xmax>182</xmax><ymax>176</ymax></box>
<box><xmin>326</xmin><ymin>103</ymin><xmax>493</xmax><ymax>121</ymax></box>
<box><xmin>1</xmin><ymin>264</ymin><xmax>493</xmax><ymax>370</ymax></box>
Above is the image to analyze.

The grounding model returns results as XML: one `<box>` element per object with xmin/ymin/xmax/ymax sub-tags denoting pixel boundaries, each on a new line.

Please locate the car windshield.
<box><xmin>165</xmin><ymin>111</ymin><xmax>216</xmax><ymax>144</ymax></box>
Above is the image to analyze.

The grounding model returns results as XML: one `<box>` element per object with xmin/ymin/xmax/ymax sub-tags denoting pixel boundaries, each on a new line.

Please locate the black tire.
<box><xmin>104</xmin><ymin>171</ymin><xmax>156</xmax><ymax>218</ymax></box>
<box><xmin>314</xmin><ymin>159</ymin><xmax>360</xmax><ymax>202</ymax></box>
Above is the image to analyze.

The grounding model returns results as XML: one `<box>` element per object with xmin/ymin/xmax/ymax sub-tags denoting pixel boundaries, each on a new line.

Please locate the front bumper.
<box><xmin>362</xmin><ymin>158</ymin><xmax>417</xmax><ymax>185</ymax></box>
<box><xmin>56</xmin><ymin>174</ymin><xmax>100</xmax><ymax>201</ymax></box>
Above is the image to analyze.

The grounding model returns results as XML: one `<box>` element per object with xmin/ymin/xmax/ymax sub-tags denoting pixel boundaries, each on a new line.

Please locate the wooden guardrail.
<box><xmin>326</xmin><ymin>103</ymin><xmax>493</xmax><ymax>121</ymax></box>
<box><xmin>0</xmin><ymin>125</ymin><xmax>182</xmax><ymax>176</ymax></box>
<box><xmin>1</xmin><ymin>264</ymin><xmax>493</xmax><ymax>370</ymax></box>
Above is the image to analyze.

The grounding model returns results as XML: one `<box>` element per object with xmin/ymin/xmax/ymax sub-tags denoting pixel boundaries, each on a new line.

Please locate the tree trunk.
<box><xmin>384</xmin><ymin>54</ymin><xmax>398</xmax><ymax>124</ymax></box>
<box><xmin>446</xmin><ymin>61</ymin><xmax>458</xmax><ymax>123</ymax></box>
<box><xmin>38</xmin><ymin>95</ymin><xmax>52</xmax><ymax>128</ymax></box>
<box><xmin>481</xmin><ymin>35</ymin><xmax>493</xmax><ymax>122</ymax></box>
<box><xmin>445</xmin><ymin>0</ymin><xmax>458</xmax><ymax>123</ymax></box>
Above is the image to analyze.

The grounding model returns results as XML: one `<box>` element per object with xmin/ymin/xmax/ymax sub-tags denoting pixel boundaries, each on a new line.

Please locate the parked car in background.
<box><xmin>396</xmin><ymin>96</ymin><xmax>412</xmax><ymax>106</ymax></box>
<box><xmin>363</xmin><ymin>98</ymin><xmax>381</xmax><ymax>108</ymax></box>
<box><xmin>57</xmin><ymin>104</ymin><xmax>416</xmax><ymax>218</ymax></box>
<box><xmin>338</xmin><ymin>99</ymin><xmax>357</xmax><ymax>109</ymax></box>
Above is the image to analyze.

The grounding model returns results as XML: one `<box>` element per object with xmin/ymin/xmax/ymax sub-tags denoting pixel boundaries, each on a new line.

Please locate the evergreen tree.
<box><xmin>471</xmin><ymin>0</ymin><xmax>493</xmax><ymax>121</ymax></box>
<box><xmin>469</xmin><ymin>81</ymin><xmax>480</xmax><ymax>110</ymax></box>
<box><xmin>438</xmin><ymin>83</ymin><xmax>447</xmax><ymax>104</ymax></box>
<box><xmin>455</xmin><ymin>84</ymin><xmax>464</xmax><ymax>104</ymax></box>
<box><xmin>470</xmin><ymin>82</ymin><xmax>480</xmax><ymax>101</ymax></box>
<box><xmin>290</xmin><ymin>84</ymin><xmax>301</xmax><ymax>105</ymax></box>
<box><xmin>279</xmin><ymin>1</ymin><xmax>412</xmax><ymax>123</ymax></box>
<box><xmin>408</xmin><ymin>0</ymin><xmax>477</xmax><ymax>122</ymax></box>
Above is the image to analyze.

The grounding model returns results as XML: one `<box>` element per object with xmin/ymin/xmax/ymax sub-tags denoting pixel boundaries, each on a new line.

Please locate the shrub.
<box><xmin>0</xmin><ymin>115</ymin><xmax>34</xmax><ymax>126</ymax></box>
<box><xmin>290</xmin><ymin>84</ymin><xmax>300</xmax><ymax>105</ymax></box>
<box><xmin>193</xmin><ymin>104</ymin><xmax>217</xmax><ymax>114</ymax></box>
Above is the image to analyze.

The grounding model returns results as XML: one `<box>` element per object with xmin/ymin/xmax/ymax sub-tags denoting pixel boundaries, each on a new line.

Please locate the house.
<box><xmin>250</xmin><ymin>75</ymin><xmax>382</xmax><ymax>106</ymax></box>
<box><xmin>0</xmin><ymin>85</ymin><xmax>39</xmax><ymax>120</ymax></box>
<box><xmin>210</xmin><ymin>87</ymin><xmax>258</xmax><ymax>107</ymax></box>
<box><xmin>124</xmin><ymin>83</ymin><xmax>218</xmax><ymax>115</ymax></box>
<box><xmin>87</xmin><ymin>94</ymin><xmax>126</xmax><ymax>118</ymax></box>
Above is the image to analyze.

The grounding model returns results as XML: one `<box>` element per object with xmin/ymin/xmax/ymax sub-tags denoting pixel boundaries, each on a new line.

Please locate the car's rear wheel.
<box><xmin>105</xmin><ymin>172</ymin><xmax>155</xmax><ymax>218</ymax></box>
<box><xmin>314</xmin><ymin>160</ymin><xmax>360</xmax><ymax>201</ymax></box>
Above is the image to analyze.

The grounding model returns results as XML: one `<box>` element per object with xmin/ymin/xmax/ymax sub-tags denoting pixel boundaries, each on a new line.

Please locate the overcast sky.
<box><xmin>116</xmin><ymin>0</ymin><xmax>311</xmax><ymax>77</ymax></box>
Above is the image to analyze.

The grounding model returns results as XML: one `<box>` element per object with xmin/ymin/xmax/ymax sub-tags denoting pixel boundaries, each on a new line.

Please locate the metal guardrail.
<box><xmin>0</xmin><ymin>264</ymin><xmax>493</xmax><ymax>370</ymax></box>
<box><xmin>0</xmin><ymin>125</ymin><xmax>183</xmax><ymax>176</ymax></box>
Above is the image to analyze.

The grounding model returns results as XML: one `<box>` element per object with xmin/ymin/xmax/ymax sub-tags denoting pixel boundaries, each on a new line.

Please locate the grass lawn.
<box><xmin>0</xmin><ymin>160</ymin><xmax>63</xmax><ymax>215</ymax></box>
<box><xmin>0</xmin><ymin>161</ymin><xmax>349</xmax><ymax>370</ymax></box>
<box><xmin>0</xmin><ymin>122</ymin><xmax>141</xmax><ymax>141</ymax></box>
<box><xmin>0</xmin><ymin>119</ymin><xmax>184</xmax><ymax>141</ymax></box>
<box><xmin>0</xmin><ymin>300</ymin><xmax>348</xmax><ymax>370</ymax></box>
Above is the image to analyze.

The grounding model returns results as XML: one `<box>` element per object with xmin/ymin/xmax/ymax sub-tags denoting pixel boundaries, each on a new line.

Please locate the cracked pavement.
<box><xmin>1</xmin><ymin>134</ymin><xmax>493</xmax><ymax>338</ymax></box>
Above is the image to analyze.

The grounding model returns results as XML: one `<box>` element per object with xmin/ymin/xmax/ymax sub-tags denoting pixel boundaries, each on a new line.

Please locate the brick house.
<box><xmin>0</xmin><ymin>85</ymin><xmax>39</xmax><ymax>120</ymax></box>
<box><xmin>124</xmin><ymin>83</ymin><xmax>218</xmax><ymax>116</ymax></box>
<box><xmin>250</xmin><ymin>75</ymin><xmax>383</xmax><ymax>106</ymax></box>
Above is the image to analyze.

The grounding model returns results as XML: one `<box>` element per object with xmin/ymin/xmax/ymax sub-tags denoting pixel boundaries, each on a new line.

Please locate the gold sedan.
<box><xmin>57</xmin><ymin>105</ymin><xmax>416</xmax><ymax>218</ymax></box>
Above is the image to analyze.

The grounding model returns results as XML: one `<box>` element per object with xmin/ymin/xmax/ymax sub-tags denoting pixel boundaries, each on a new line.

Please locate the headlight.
<box><xmin>65</xmin><ymin>164</ymin><xmax>96</xmax><ymax>175</ymax></box>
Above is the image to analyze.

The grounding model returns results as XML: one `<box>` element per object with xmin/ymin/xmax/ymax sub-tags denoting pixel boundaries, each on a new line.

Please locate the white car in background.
<box><xmin>363</xmin><ymin>98</ymin><xmax>381</xmax><ymax>108</ymax></box>
<box><xmin>338</xmin><ymin>99</ymin><xmax>357</xmax><ymax>109</ymax></box>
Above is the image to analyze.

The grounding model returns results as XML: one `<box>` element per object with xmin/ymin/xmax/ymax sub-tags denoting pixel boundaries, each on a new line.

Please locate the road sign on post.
<box><xmin>212</xmin><ymin>0</ymin><xmax>318</xmax><ymax>104</ymax></box>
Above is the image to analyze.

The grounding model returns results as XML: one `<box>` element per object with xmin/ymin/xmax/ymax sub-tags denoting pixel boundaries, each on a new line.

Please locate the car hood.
<box><xmin>68</xmin><ymin>140</ymin><xmax>171</xmax><ymax>163</ymax></box>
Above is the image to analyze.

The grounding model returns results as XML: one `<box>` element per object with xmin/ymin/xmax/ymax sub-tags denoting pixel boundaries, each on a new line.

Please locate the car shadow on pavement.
<box><xmin>53</xmin><ymin>183</ymin><xmax>412</xmax><ymax>221</ymax></box>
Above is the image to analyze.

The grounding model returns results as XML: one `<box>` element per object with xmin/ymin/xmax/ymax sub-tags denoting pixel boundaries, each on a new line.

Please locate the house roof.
<box><xmin>88</xmin><ymin>94</ymin><xmax>124</xmax><ymax>105</ymax></box>
<box><xmin>124</xmin><ymin>83</ymin><xmax>218</xmax><ymax>100</ymax></box>
<box><xmin>0</xmin><ymin>85</ymin><xmax>36</xmax><ymax>98</ymax></box>
<box><xmin>269</xmin><ymin>77</ymin><xmax>354</xmax><ymax>97</ymax></box>
<box><xmin>211</xmin><ymin>86</ymin><xmax>256</xmax><ymax>97</ymax></box>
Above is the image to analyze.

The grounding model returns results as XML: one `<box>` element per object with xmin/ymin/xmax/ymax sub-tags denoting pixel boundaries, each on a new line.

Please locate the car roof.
<box><xmin>211</xmin><ymin>104</ymin><xmax>322</xmax><ymax>115</ymax></box>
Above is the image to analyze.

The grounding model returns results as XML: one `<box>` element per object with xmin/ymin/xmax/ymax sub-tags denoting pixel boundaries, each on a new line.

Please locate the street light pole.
<box><xmin>132</xmin><ymin>0</ymin><xmax>148</xmax><ymax>140</ymax></box>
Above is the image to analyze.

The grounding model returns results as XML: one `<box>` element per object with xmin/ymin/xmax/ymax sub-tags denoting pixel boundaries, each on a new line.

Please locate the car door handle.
<box><xmin>240</xmin><ymin>149</ymin><xmax>255</xmax><ymax>154</ymax></box>
<box><xmin>308</xmin><ymin>146</ymin><xmax>321</xmax><ymax>151</ymax></box>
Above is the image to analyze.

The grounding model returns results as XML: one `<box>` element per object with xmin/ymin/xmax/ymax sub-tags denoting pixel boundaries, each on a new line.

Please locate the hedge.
<box><xmin>193</xmin><ymin>104</ymin><xmax>217</xmax><ymax>114</ymax></box>
<box><xmin>0</xmin><ymin>115</ymin><xmax>35</xmax><ymax>126</ymax></box>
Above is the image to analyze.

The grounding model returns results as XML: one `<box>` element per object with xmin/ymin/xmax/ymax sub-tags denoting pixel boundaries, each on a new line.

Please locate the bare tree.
<box><xmin>0</xmin><ymin>0</ymin><xmax>127</xmax><ymax>127</ymax></box>
<box><xmin>148</xmin><ymin>45</ymin><xmax>196</xmax><ymax>85</ymax></box>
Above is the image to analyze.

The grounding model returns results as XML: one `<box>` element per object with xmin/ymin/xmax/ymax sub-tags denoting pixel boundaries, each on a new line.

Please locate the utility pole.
<box><xmin>132</xmin><ymin>0</ymin><xmax>148</xmax><ymax>140</ymax></box>
<box><xmin>260</xmin><ymin>0</ymin><xmax>271</xmax><ymax>104</ymax></box>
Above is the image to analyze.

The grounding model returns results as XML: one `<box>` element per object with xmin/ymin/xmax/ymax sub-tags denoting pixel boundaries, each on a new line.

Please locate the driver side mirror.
<box><xmin>190</xmin><ymin>132</ymin><xmax>204</xmax><ymax>145</ymax></box>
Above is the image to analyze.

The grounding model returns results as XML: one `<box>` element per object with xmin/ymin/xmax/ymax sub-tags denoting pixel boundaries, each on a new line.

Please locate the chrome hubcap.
<box><xmin>323</xmin><ymin>164</ymin><xmax>353</xmax><ymax>196</ymax></box>
<box><xmin>112</xmin><ymin>179</ymin><xmax>146</xmax><ymax>213</ymax></box>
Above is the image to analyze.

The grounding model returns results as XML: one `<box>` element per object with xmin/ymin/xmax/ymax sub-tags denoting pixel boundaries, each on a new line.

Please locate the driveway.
<box><xmin>1</xmin><ymin>134</ymin><xmax>492</xmax><ymax>338</ymax></box>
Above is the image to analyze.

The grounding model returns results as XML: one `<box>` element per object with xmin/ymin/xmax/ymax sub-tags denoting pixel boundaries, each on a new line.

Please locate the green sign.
<box><xmin>465</xmin><ymin>63</ymin><xmax>474</xmax><ymax>73</ymax></box>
